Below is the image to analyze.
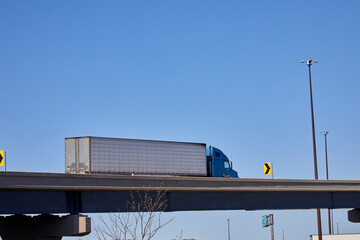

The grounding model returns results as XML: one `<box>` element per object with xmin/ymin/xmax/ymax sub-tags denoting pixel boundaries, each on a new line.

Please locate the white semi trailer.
<box><xmin>311</xmin><ymin>234</ymin><xmax>360</xmax><ymax>240</ymax></box>
<box><xmin>65</xmin><ymin>136</ymin><xmax>239</xmax><ymax>177</ymax></box>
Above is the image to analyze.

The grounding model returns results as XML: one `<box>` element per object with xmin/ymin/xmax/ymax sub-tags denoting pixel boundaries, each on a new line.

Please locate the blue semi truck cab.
<box><xmin>207</xmin><ymin>146</ymin><xmax>238</xmax><ymax>178</ymax></box>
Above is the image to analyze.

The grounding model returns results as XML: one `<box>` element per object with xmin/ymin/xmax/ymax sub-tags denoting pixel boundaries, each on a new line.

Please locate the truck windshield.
<box><xmin>224</xmin><ymin>161</ymin><xmax>230</xmax><ymax>169</ymax></box>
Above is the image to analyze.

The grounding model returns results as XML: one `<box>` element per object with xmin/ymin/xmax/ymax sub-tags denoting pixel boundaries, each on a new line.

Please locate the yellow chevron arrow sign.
<box><xmin>264</xmin><ymin>162</ymin><xmax>271</xmax><ymax>175</ymax></box>
<box><xmin>0</xmin><ymin>151</ymin><xmax>4</xmax><ymax>167</ymax></box>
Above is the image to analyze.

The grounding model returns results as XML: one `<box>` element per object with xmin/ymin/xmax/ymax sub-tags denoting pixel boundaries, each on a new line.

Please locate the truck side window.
<box><xmin>215</xmin><ymin>152</ymin><xmax>220</xmax><ymax>157</ymax></box>
<box><xmin>224</xmin><ymin>161</ymin><xmax>230</xmax><ymax>169</ymax></box>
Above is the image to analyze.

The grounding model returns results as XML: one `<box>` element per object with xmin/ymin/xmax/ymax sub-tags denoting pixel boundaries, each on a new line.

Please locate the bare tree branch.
<box><xmin>93</xmin><ymin>184</ymin><xmax>174</xmax><ymax>240</ymax></box>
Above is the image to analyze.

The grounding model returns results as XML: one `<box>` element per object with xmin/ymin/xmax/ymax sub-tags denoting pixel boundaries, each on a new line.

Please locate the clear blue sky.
<box><xmin>1</xmin><ymin>1</ymin><xmax>360</xmax><ymax>239</ymax></box>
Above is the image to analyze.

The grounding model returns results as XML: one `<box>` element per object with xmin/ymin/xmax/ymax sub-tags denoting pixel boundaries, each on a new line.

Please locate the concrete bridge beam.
<box><xmin>0</xmin><ymin>214</ymin><xmax>90</xmax><ymax>240</ymax></box>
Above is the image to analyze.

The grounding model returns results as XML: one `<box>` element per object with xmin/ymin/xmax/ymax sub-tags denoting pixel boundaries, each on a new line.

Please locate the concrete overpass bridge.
<box><xmin>2</xmin><ymin>171</ymin><xmax>360</xmax><ymax>239</ymax></box>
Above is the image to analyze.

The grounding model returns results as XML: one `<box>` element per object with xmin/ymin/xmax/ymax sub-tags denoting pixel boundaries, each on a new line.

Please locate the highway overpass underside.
<box><xmin>2</xmin><ymin>172</ymin><xmax>360</xmax><ymax>214</ymax></box>
<box><xmin>1</xmin><ymin>190</ymin><xmax>360</xmax><ymax>240</ymax></box>
<box><xmin>1</xmin><ymin>190</ymin><xmax>360</xmax><ymax>214</ymax></box>
<box><xmin>3</xmin><ymin>172</ymin><xmax>360</xmax><ymax>239</ymax></box>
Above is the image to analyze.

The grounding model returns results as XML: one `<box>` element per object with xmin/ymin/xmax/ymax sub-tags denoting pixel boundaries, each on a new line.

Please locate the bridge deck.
<box><xmin>1</xmin><ymin>171</ymin><xmax>360</xmax><ymax>192</ymax></box>
<box><xmin>0</xmin><ymin>172</ymin><xmax>360</xmax><ymax>214</ymax></box>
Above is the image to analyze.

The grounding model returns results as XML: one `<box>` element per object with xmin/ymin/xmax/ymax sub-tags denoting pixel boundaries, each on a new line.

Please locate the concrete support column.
<box><xmin>0</xmin><ymin>214</ymin><xmax>91</xmax><ymax>240</ymax></box>
<box><xmin>348</xmin><ymin>209</ymin><xmax>360</xmax><ymax>223</ymax></box>
<box><xmin>2</xmin><ymin>237</ymin><xmax>62</xmax><ymax>240</ymax></box>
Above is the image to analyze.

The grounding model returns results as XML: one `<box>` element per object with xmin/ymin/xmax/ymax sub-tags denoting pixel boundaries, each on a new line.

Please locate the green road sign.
<box><xmin>262</xmin><ymin>214</ymin><xmax>274</xmax><ymax>228</ymax></box>
<box><xmin>262</xmin><ymin>215</ymin><xmax>268</xmax><ymax>228</ymax></box>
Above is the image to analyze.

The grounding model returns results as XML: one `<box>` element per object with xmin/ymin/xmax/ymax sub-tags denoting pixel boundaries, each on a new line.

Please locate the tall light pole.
<box><xmin>301</xmin><ymin>58</ymin><xmax>322</xmax><ymax>240</ymax></box>
<box><xmin>227</xmin><ymin>218</ymin><xmax>230</xmax><ymax>240</ymax></box>
<box><xmin>320</xmin><ymin>131</ymin><xmax>329</xmax><ymax>178</ymax></box>
<box><xmin>321</xmin><ymin>130</ymin><xmax>332</xmax><ymax>234</ymax></box>
<box><xmin>283</xmin><ymin>229</ymin><xmax>285</xmax><ymax>240</ymax></box>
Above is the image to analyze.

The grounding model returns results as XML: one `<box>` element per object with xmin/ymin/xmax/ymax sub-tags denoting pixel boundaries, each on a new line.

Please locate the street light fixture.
<box><xmin>301</xmin><ymin>59</ymin><xmax>322</xmax><ymax>240</ymax></box>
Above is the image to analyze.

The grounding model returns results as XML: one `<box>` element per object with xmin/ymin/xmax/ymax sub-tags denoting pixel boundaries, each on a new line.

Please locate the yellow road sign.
<box><xmin>0</xmin><ymin>151</ymin><xmax>4</xmax><ymax>167</ymax></box>
<box><xmin>264</xmin><ymin>162</ymin><xmax>271</xmax><ymax>175</ymax></box>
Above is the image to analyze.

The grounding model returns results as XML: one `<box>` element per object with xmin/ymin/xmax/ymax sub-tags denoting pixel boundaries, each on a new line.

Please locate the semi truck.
<box><xmin>65</xmin><ymin>136</ymin><xmax>238</xmax><ymax>178</ymax></box>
